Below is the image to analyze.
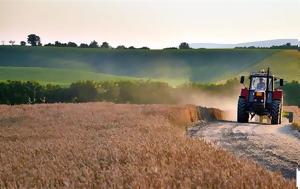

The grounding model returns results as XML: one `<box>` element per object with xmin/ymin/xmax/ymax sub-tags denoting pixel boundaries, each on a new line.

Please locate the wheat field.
<box><xmin>0</xmin><ymin>103</ymin><xmax>295</xmax><ymax>188</ymax></box>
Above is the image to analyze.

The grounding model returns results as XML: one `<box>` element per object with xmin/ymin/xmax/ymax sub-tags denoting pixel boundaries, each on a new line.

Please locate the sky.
<box><xmin>0</xmin><ymin>0</ymin><xmax>299</xmax><ymax>48</ymax></box>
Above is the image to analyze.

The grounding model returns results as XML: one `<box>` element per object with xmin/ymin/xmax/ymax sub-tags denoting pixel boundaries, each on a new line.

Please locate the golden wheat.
<box><xmin>0</xmin><ymin>103</ymin><xmax>295</xmax><ymax>188</ymax></box>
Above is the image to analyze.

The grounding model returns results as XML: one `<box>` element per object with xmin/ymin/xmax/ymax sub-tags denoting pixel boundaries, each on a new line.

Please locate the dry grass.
<box><xmin>292</xmin><ymin>121</ymin><xmax>300</xmax><ymax>130</ymax></box>
<box><xmin>293</xmin><ymin>111</ymin><xmax>300</xmax><ymax>131</ymax></box>
<box><xmin>284</xmin><ymin>106</ymin><xmax>300</xmax><ymax>131</ymax></box>
<box><xmin>0</xmin><ymin>103</ymin><xmax>295</xmax><ymax>188</ymax></box>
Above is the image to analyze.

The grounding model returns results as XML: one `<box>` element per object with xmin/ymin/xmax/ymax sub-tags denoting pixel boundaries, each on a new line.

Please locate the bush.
<box><xmin>0</xmin><ymin>79</ymin><xmax>299</xmax><ymax>106</ymax></box>
<box><xmin>282</xmin><ymin>81</ymin><xmax>300</xmax><ymax>106</ymax></box>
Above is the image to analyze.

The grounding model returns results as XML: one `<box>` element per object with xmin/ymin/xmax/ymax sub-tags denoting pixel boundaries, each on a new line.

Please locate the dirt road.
<box><xmin>188</xmin><ymin>119</ymin><xmax>300</xmax><ymax>179</ymax></box>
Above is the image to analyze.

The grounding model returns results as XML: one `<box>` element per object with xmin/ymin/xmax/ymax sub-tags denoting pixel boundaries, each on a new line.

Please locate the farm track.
<box><xmin>189</xmin><ymin>119</ymin><xmax>300</xmax><ymax>179</ymax></box>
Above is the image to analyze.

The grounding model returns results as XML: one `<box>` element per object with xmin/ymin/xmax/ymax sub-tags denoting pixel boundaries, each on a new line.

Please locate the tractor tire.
<box><xmin>271</xmin><ymin>100</ymin><xmax>282</xmax><ymax>125</ymax></box>
<box><xmin>237</xmin><ymin>97</ymin><xmax>249</xmax><ymax>123</ymax></box>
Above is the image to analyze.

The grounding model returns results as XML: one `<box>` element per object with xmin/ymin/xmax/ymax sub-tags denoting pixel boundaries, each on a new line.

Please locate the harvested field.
<box><xmin>0</xmin><ymin>103</ymin><xmax>295</xmax><ymax>188</ymax></box>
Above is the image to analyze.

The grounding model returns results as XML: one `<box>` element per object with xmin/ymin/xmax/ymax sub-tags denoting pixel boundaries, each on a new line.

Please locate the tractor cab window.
<box><xmin>250</xmin><ymin>77</ymin><xmax>272</xmax><ymax>91</ymax></box>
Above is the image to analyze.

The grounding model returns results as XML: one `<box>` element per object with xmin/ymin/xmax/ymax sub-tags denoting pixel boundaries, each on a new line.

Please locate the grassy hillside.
<box><xmin>251</xmin><ymin>50</ymin><xmax>300</xmax><ymax>81</ymax></box>
<box><xmin>0</xmin><ymin>66</ymin><xmax>188</xmax><ymax>86</ymax></box>
<box><xmin>0</xmin><ymin>66</ymin><xmax>139</xmax><ymax>85</ymax></box>
<box><xmin>0</xmin><ymin>46</ymin><xmax>299</xmax><ymax>84</ymax></box>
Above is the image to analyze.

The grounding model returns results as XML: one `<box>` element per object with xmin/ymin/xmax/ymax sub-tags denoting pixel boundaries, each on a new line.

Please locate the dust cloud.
<box><xmin>174</xmin><ymin>90</ymin><xmax>238</xmax><ymax>121</ymax></box>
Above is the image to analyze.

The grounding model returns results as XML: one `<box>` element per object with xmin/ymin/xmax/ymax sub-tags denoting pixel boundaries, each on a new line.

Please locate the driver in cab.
<box><xmin>256</xmin><ymin>78</ymin><xmax>266</xmax><ymax>90</ymax></box>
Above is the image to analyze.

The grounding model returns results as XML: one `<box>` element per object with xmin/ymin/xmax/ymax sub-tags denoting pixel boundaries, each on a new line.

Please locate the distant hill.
<box><xmin>190</xmin><ymin>39</ymin><xmax>299</xmax><ymax>49</ymax></box>
<box><xmin>0</xmin><ymin>46</ymin><xmax>299</xmax><ymax>85</ymax></box>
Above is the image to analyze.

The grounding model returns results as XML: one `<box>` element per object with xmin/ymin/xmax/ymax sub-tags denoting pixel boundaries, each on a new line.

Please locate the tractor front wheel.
<box><xmin>237</xmin><ymin>97</ymin><xmax>249</xmax><ymax>123</ymax></box>
<box><xmin>271</xmin><ymin>100</ymin><xmax>282</xmax><ymax>124</ymax></box>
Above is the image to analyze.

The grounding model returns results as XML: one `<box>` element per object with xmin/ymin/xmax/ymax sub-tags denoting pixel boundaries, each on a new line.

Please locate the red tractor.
<box><xmin>238</xmin><ymin>68</ymin><xmax>284</xmax><ymax>124</ymax></box>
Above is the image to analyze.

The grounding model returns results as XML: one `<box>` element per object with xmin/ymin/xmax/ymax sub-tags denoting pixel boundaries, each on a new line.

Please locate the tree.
<box><xmin>116</xmin><ymin>45</ymin><xmax>127</xmax><ymax>49</ymax></box>
<box><xmin>139</xmin><ymin>46</ymin><xmax>150</xmax><ymax>50</ymax></box>
<box><xmin>89</xmin><ymin>40</ymin><xmax>98</xmax><ymax>48</ymax></box>
<box><xmin>69</xmin><ymin>81</ymin><xmax>99</xmax><ymax>102</ymax></box>
<box><xmin>9</xmin><ymin>40</ymin><xmax>15</xmax><ymax>46</ymax></box>
<box><xmin>100</xmin><ymin>42</ymin><xmax>109</xmax><ymax>48</ymax></box>
<box><xmin>128</xmin><ymin>46</ymin><xmax>136</xmax><ymax>49</ymax></box>
<box><xmin>80</xmin><ymin>43</ymin><xmax>89</xmax><ymax>48</ymax></box>
<box><xmin>55</xmin><ymin>41</ymin><xmax>66</xmax><ymax>47</ymax></box>
<box><xmin>55</xmin><ymin>41</ymin><xmax>61</xmax><ymax>47</ymax></box>
<box><xmin>179</xmin><ymin>42</ymin><xmax>190</xmax><ymax>49</ymax></box>
<box><xmin>163</xmin><ymin>47</ymin><xmax>177</xmax><ymax>50</ymax></box>
<box><xmin>67</xmin><ymin>42</ymin><xmax>77</xmax><ymax>47</ymax></box>
<box><xmin>20</xmin><ymin>41</ymin><xmax>26</xmax><ymax>46</ymax></box>
<box><xmin>44</xmin><ymin>43</ymin><xmax>54</xmax><ymax>47</ymax></box>
<box><xmin>27</xmin><ymin>34</ymin><xmax>41</xmax><ymax>46</ymax></box>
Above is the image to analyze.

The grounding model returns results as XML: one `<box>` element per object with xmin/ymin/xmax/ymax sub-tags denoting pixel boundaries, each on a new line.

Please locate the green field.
<box><xmin>251</xmin><ymin>50</ymin><xmax>300</xmax><ymax>81</ymax></box>
<box><xmin>0</xmin><ymin>66</ymin><xmax>140</xmax><ymax>86</ymax></box>
<box><xmin>0</xmin><ymin>46</ymin><xmax>299</xmax><ymax>85</ymax></box>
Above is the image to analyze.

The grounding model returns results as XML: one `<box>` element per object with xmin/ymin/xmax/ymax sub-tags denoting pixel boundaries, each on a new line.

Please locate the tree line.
<box><xmin>3</xmin><ymin>34</ymin><xmax>192</xmax><ymax>50</ymax></box>
<box><xmin>0</xmin><ymin>79</ymin><xmax>299</xmax><ymax>106</ymax></box>
<box><xmin>0</xmin><ymin>80</ymin><xmax>177</xmax><ymax>104</ymax></box>
<box><xmin>3</xmin><ymin>34</ymin><xmax>298</xmax><ymax>50</ymax></box>
<box><xmin>235</xmin><ymin>43</ymin><xmax>299</xmax><ymax>50</ymax></box>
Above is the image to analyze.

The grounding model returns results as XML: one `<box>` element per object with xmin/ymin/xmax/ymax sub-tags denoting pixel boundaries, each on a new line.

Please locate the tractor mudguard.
<box><xmin>273</xmin><ymin>90</ymin><xmax>283</xmax><ymax>100</ymax></box>
<box><xmin>240</xmin><ymin>88</ymin><xmax>249</xmax><ymax>99</ymax></box>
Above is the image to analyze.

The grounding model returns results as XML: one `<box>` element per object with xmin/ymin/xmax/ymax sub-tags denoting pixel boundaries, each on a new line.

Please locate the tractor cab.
<box><xmin>250</xmin><ymin>76</ymin><xmax>272</xmax><ymax>91</ymax></box>
<box><xmin>238</xmin><ymin>68</ymin><xmax>284</xmax><ymax>124</ymax></box>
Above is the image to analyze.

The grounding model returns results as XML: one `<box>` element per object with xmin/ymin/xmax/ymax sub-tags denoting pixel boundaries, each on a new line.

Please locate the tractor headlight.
<box><xmin>260</xmin><ymin>99</ymin><xmax>264</xmax><ymax>103</ymax></box>
<box><xmin>255</xmin><ymin>92</ymin><xmax>263</xmax><ymax>97</ymax></box>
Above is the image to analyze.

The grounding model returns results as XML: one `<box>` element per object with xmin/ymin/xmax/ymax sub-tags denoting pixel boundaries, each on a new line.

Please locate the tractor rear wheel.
<box><xmin>271</xmin><ymin>100</ymin><xmax>282</xmax><ymax>124</ymax></box>
<box><xmin>237</xmin><ymin>97</ymin><xmax>249</xmax><ymax>123</ymax></box>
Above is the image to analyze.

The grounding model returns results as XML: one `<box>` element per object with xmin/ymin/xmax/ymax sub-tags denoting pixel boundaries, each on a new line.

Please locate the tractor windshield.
<box><xmin>250</xmin><ymin>77</ymin><xmax>272</xmax><ymax>91</ymax></box>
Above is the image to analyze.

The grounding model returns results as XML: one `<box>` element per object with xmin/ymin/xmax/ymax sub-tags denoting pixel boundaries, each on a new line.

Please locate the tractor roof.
<box><xmin>250</xmin><ymin>69</ymin><xmax>274</xmax><ymax>77</ymax></box>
